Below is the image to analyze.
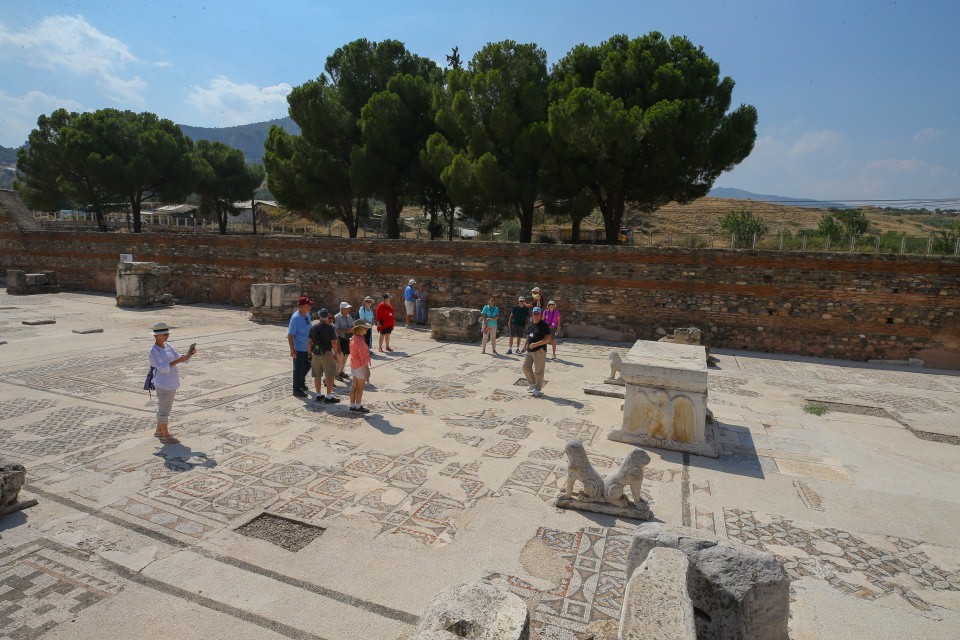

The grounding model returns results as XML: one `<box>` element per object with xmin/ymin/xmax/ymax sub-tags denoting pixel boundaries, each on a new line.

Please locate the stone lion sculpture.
<box><xmin>562</xmin><ymin>440</ymin><xmax>651</xmax><ymax>510</ymax></box>
<box><xmin>608</xmin><ymin>351</ymin><xmax>623</xmax><ymax>381</ymax></box>
<box><xmin>604</xmin><ymin>448</ymin><xmax>651</xmax><ymax>507</ymax></box>
<box><xmin>563</xmin><ymin>440</ymin><xmax>605</xmax><ymax>502</ymax></box>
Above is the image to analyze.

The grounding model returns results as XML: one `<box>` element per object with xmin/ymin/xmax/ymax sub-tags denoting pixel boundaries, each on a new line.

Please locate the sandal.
<box><xmin>159</xmin><ymin>437</ymin><xmax>180</xmax><ymax>444</ymax></box>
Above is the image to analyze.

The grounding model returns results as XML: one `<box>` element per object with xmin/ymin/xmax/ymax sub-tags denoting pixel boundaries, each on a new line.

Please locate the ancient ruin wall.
<box><xmin>2</xmin><ymin>215</ymin><xmax>958</xmax><ymax>368</ymax></box>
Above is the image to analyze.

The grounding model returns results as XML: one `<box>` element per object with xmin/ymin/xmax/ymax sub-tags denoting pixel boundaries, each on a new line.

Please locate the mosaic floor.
<box><xmin>2</xmin><ymin>293</ymin><xmax>959</xmax><ymax>639</ymax></box>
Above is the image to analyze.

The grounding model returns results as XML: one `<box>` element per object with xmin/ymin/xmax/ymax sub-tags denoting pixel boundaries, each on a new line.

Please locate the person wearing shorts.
<box><xmin>403</xmin><ymin>279</ymin><xmax>417</xmax><ymax>327</ymax></box>
<box><xmin>308</xmin><ymin>308</ymin><xmax>341</xmax><ymax>404</ymax></box>
<box><xmin>375</xmin><ymin>293</ymin><xmax>395</xmax><ymax>352</ymax></box>
<box><xmin>348</xmin><ymin>319</ymin><xmax>373</xmax><ymax>413</ymax></box>
<box><xmin>507</xmin><ymin>296</ymin><xmax>530</xmax><ymax>354</ymax></box>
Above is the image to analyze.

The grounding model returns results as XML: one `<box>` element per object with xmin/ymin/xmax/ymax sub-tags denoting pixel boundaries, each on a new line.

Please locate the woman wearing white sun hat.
<box><xmin>148</xmin><ymin>322</ymin><xmax>194</xmax><ymax>443</ymax></box>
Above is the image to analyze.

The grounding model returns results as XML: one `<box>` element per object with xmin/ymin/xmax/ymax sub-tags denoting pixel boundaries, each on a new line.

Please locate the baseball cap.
<box><xmin>408</xmin><ymin>279</ymin><xmax>416</xmax><ymax>285</ymax></box>
<box><xmin>518</xmin><ymin>296</ymin><xmax>525</xmax><ymax>301</ymax></box>
<box><xmin>317</xmin><ymin>308</ymin><xmax>330</xmax><ymax>319</ymax></box>
<box><xmin>340</xmin><ymin>301</ymin><xmax>352</xmax><ymax>309</ymax></box>
<box><xmin>532</xmin><ymin>287</ymin><xmax>541</xmax><ymax>293</ymax></box>
<box><xmin>532</xmin><ymin>306</ymin><xmax>542</xmax><ymax>314</ymax></box>
<box><xmin>383</xmin><ymin>293</ymin><xmax>391</xmax><ymax>299</ymax></box>
<box><xmin>298</xmin><ymin>295</ymin><xmax>313</xmax><ymax>306</ymax></box>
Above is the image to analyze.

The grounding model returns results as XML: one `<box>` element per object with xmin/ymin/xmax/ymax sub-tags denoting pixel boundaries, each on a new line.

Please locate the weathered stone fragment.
<box><xmin>429</xmin><ymin>307</ymin><xmax>482</xmax><ymax>342</ymax></box>
<box><xmin>7</xmin><ymin>269</ymin><xmax>60</xmax><ymax>295</ymax></box>
<box><xmin>1</xmin><ymin>464</ymin><xmax>26</xmax><ymax>508</ymax></box>
<box><xmin>116</xmin><ymin>262</ymin><xmax>173</xmax><ymax>307</ymax></box>
<box><xmin>619</xmin><ymin>547</ymin><xmax>696</xmax><ymax>640</ymax></box>
<box><xmin>412</xmin><ymin>582</ymin><xmax>529</xmax><ymax>640</ymax></box>
<box><xmin>626</xmin><ymin>523</ymin><xmax>789</xmax><ymax>640</ymax></box>
<box><xmin>249</xmin><ymin>283</ymin><xmax>302</xmax><ymax>324</ymax></box>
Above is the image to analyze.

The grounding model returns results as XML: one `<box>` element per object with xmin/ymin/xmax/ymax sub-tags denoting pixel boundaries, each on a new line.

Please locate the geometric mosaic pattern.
<box><xmin>267</xmin><ymin>446</ymin><xmax>486</xmax><ymax>545</ymax></box>
<box><xmin>723</xmin><ymin>508</ymin><xmax>960</xmax><ymax>612</ymax></box>
<box><xmin>487</xmin><ymin>525</ymin><xmax>634</xmax><ymax>633</ymax></box>
<box><xmin>498</xmin><ymin>449</ymin><xmax>634</xmax><ymax>505</ymax></box>
<box><xmin>0</xmin><ymin>397</ymin><xmax>57</xmax><ymax>420</ymax></box>
<box><xmin>0</xmin><ymin>545</ymin><xmax>123</xmax><ymax>640</ymax></box>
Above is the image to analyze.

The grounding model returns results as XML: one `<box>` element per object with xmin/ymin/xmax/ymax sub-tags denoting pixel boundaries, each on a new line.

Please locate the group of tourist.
<box><xmin>480</xmin><ymin>286</ymin><xmax>561</xmax><ymax>398</ymax></box>
<box><xmin>147</xmin><ymin>278</ymin><xmax>563</xmax><ymax>441</ymax></box>
<box><xmin>287</xmin><ymin>293</ymin><xmax>400</xmax><ymax>413</ymax></box>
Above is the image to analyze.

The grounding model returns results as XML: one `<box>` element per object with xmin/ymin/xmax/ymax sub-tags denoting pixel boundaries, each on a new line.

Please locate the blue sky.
<box><xmin>1</xmin><ymin>1</ymin><xmax>957</xmax><ymax>202</ymax></box>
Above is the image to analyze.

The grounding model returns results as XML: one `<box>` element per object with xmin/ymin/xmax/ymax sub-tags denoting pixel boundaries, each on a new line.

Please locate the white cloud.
<box><xmin>912</xmin><ymin>128</ymin><xmax>945</xmax><ymax>143</ymax></box>
<box><xmin>0</xmin><ymin>90</ymin><xmax>84</xmax><ymax>147</ymax></box>
<box><xmin>790</xmin><ymin>130</ymin><xmax>842</xmax><ymax>157</ymax></box>
<box><xmin>0</xmin><ymin>15</ymin><xmax>145</xmax><ymax>104</ymax></box>
<box><xmin>184</xmin><ymin>76</ymin><xmax>292</xmax><ymax>126</ymax></box>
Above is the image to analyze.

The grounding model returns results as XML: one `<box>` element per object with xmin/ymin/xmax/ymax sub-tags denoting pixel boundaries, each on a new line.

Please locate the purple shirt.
<box><xmin>542</xmin><ymin>308</ymin><xmax>560</xmax><ymax>329</ymax></box>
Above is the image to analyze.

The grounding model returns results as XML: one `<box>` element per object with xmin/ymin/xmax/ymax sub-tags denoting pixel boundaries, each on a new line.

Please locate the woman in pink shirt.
<box><xmin>349</xmin><ymin>319</ymin><xmax>373</xmax><ymax>413</ymax></box>
<box><xmin>542</xmin><ymin>300</ymin><xmax>562</xmax><ymax>359</ymax></box>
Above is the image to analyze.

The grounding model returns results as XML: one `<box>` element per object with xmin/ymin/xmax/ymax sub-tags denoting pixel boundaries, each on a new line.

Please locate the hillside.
<box><xmin>178</xmin><ymin>117</ymin><xmax>299</xmax><ymax>164</ymax></box>
<box><xmin>0</xmin><ymin>145</ymin><xmax>17</xmax><ymax>164</ymax></box>
<box><xmin>640</xmin><ymin>197</ymin><xmax>953</xmax><ymax>237</ymax></box>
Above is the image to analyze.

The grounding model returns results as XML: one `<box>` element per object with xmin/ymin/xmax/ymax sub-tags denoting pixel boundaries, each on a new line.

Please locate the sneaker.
<box><xmin>336</xmin><ymin>373</ymin><xmax>350</xmax><ymax>382</ymax></box>
<box><xmin>531</xmin><ymin>389</ymin><xmax>543</xmax><ymax>398</ymax></box>
<box><xmin>356</xmin><ymin>406</ymin><xmax>371</xmax><ymax>414</ymax></box>
<box><xmin>314</xmin><ymin>395</ymin><xmax>325</xmax><ymax>402</ymax></box>
<box><xmin>506</xmin><ymin>349</ymin><xmax>513</xmax><ymax>354</ymax></box>
<box><xmin>293</xmin><ymin>390</ymin><xmax>308</xmax><ymax>398</ymax></box>
<box><xmin>517</xmin><ymin>349</ymin><xmax>525</xmax><ymax>354</ymax></box>
<box><xmin>323</xmin><ymin>396</ymin><xmax>341</xmax><ymax>404</ymax></box>
<box><xmin>348</xmin><ymin>406</ymin><xmax>358</xmax><ymax>412</ymax></box>
<box><xmin>527</xmin><ymin>384</ymin><xmax>536</xmax><ymax>392</ymax></box>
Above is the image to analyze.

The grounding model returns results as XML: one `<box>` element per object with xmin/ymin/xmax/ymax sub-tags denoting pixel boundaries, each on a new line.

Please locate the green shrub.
<box><xmin>719</xmin><ymin>209</ymin><xmax>768</xmax><ymax>248</ymax></box>
<box><xmin>803</xmin><ymin>403</ymin><xmax>828</xmax><ymax>416</ymax></box>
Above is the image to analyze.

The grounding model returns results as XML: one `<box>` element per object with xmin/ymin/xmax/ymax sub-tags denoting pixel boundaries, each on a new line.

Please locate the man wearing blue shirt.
<box><xmin>403</xmin><ymin>278</ymin><xmax>417</xmax><ymax>328</ymax></box>
<box><xmin>287</xmin><ymin>295</ymin><xmax>313</xmax><ymax>397</ymax></box>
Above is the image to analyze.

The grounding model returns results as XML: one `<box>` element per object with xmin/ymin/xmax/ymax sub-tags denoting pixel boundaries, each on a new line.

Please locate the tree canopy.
<box><xmin>194</xmin><ymin>140</ymin><xmax>265</xmax><ymax>234</ymax></box>
<box><xmin>548</xmin><ymin>33</ymin><xmax>758</xmax><ymax>243</ymax></box>
<box><xmin>16</xmin><ymin>108</ymin><xmax>197</xmax><ymax>232</ymax></box>
<box><xmin>264</xmin><ymin>39</ymin><xmax>440</xmax><ymax>238</ymax></box>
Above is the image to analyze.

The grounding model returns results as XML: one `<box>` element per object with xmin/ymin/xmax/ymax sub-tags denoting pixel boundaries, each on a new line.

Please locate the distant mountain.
<box><xmin>708</xmin><ymin>187</ymin><xmax>846</xmax><ymax>209</ymax></box>
<box><xmin>178</xmin><ymin>117</ymin><xmax>300</xmax><ymax>164</ymax></box>
<box><xmin>0</xmin><ymin>145</ymin><xmax>18</xmax><ymax>165</ymax></box>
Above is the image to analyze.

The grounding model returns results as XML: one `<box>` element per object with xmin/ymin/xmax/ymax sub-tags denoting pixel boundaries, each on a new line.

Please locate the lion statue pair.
<box><xmin>562</xmin><ymin>439</ymin><xmax>650</xmax><ymax>508</ymax></box>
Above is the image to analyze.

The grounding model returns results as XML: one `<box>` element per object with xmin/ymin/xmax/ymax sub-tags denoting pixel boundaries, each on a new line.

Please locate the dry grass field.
<box><xmin>638</xmin><ymin>197</ymin><xmax>954</xmax><ymax>237</ymax></box>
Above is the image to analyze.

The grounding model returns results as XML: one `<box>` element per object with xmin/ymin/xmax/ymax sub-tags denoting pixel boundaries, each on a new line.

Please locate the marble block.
<box><xmin>608</xmin><ymin>340</ymin><xmax>717</xmax><ymax>457</ymax></box>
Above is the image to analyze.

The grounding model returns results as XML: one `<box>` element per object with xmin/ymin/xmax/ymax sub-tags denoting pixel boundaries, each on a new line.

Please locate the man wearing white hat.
<box><xmin>403</xmin><ymin>278</ymin><xmax>418</xmax><ymax>327</ymax></box>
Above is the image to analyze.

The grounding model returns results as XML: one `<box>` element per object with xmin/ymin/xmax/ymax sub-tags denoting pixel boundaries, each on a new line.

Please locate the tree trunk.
<box><xmin>218</xmin><ymin>202</ymin><xmax>228</xmax><ymax>235</ymax></box>
<box><xmin>384</xmin><ymin>191</ymin><xmax>401</xmax><ymax>239</ymax></box>
<box><xmin>132</xmin><ymin>198</ymin><xmax>142</xmax><ymax>234</ymax></box>
<box><xmin>94</xmin><ymin>206</ymin><xmax>107</xmax><ymax>232</ymax></box>
<box><xmin>518</xmin><ymin>202</ymin><xmax>534</xmax><ymax>244</ymax></box>
<box><xmin>447</xmin><ymin>205</ymin><xmax>454</xmax><ymax>241</ymax></box>
<box><xmin>251</xmin><ymin>198</ymin><xmax>257</xmax><ymax>235</ymax></box>
<box><xmin>570</xmin><ymin>217</ymin><xmax>582</xmax><ymax>244</ymax></box>
<box><xmin>603</xmin><ymin>194</ymin><xmax>626</xmax><ymax>245</ymax></box>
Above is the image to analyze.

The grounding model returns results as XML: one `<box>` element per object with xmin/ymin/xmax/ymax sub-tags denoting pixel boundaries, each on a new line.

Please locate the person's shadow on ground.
<box><xmin>153</xmin><ymin>442</ymin><xmax>217</xmax><ymax>472</ymax></box>
<box><xmin>365</xmin><ymin>414</ymin><xmax>402</xmax><ymax>435</ymax></box>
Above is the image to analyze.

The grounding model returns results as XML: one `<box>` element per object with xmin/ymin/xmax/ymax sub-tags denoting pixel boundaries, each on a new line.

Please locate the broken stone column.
<box><xmin>1</xmin><ymin>464</ymin><xmax>26</xmax><ymax>510</ymax></box>
<box><xmin>429</xmin><ymin>307</ymin><xmax>482</xmax><ymax>342</ymax></box>
<box><xmin>116</xmin><ymin>262</ymin><xmax>173</xmax><ymax>307</ymax></box>
<box><xmin>626</xmin><ymin>523</ymin><xmax>790</xmax><ymax>640</ymax></box>
<box><xmin>7</xmin><ymin>269</ymin><xmax>61</xmax><ymax>295</ymax></box>
<box><xmin>608</xmin><ymin>340</ymin><xmax>718</xmax><ymax>457</ymax></box>
<box><xmin>249</xmin><ymin>283</ymin><xmax>302</xmax><ymax>324</ymax></box>
<box><xmin>410</xmin><ymin>582</ymin><xmax>529</xmax><ymax>640</ymax></box>
<box><xmin>619</xmin><ymin>547</ymin><xmax>696</xmax><ymax>640</ymax></box>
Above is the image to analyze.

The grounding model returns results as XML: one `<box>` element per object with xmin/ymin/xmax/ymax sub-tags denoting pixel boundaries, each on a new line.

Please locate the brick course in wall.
<box><xmin>3</xmin><ymin>211</ymin><xmax>959</xmax><ymax>368</ymax></box>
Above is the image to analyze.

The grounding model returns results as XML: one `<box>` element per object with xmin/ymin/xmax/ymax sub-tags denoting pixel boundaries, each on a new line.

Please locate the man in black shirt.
<box><xmin>522</xmin><ymin>306</ymin><xmax>552</xmax><ymax>397</ymax></box>
<box><xmin>308</xmin><ymin>309</ymin><xmax>341</xmax><ymax>403</ymax></box>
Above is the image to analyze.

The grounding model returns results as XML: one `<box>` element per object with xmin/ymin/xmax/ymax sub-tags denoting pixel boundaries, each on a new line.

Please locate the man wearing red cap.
<box><xmin>288</xmin><ymin>295</ymin><xmax>313</xmax><ymax>397</ymax></box>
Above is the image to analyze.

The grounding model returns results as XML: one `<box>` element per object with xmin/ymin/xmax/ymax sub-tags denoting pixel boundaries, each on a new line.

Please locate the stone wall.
<box><xmin>2</xmin><ymin>205</ymin><xmax>958</xmax><ymax>367</ymax></box>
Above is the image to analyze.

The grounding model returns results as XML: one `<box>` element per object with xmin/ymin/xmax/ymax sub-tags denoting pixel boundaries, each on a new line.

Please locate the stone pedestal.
<box><xmin>249</xmin><ymin>283</ymin><xmax>302</xmax><ymax>324</ymax></box>
<box><xmin>429</xmin><ymin>307</ymin><xmax>482</xmax><ymax>342</ymax></box>
<box><xmin>608</xmin><ymin>341</ymin><xmax>717</xmax><ymax>457</ymax></box>
<box><xmin>7</xmin><ymin>269</ymin><xmax>60</xmax><ymax>295</ymax></box>
<box><xmin>116</xmin><ymin>262</ymin><xmax>173</xmax><ymax>307</ymax></box>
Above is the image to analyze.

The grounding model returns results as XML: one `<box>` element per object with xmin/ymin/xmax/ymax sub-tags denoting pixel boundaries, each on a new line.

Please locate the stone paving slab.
<box><xmin>1</xmin><ymin>291</ymin><xmax>959</xmax><ymax>639</ymax></box>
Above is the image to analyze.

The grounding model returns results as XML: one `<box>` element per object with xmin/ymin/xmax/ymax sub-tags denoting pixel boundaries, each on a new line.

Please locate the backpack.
<box><xmin>144</xmin><ymin>344</ymin><xmax>161</xmax><ymax>397</ymax></box>
<box><xmin>143</xmin><ymin>366</ymin><xmax>156</xmax><ymax>397</ymax></box>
